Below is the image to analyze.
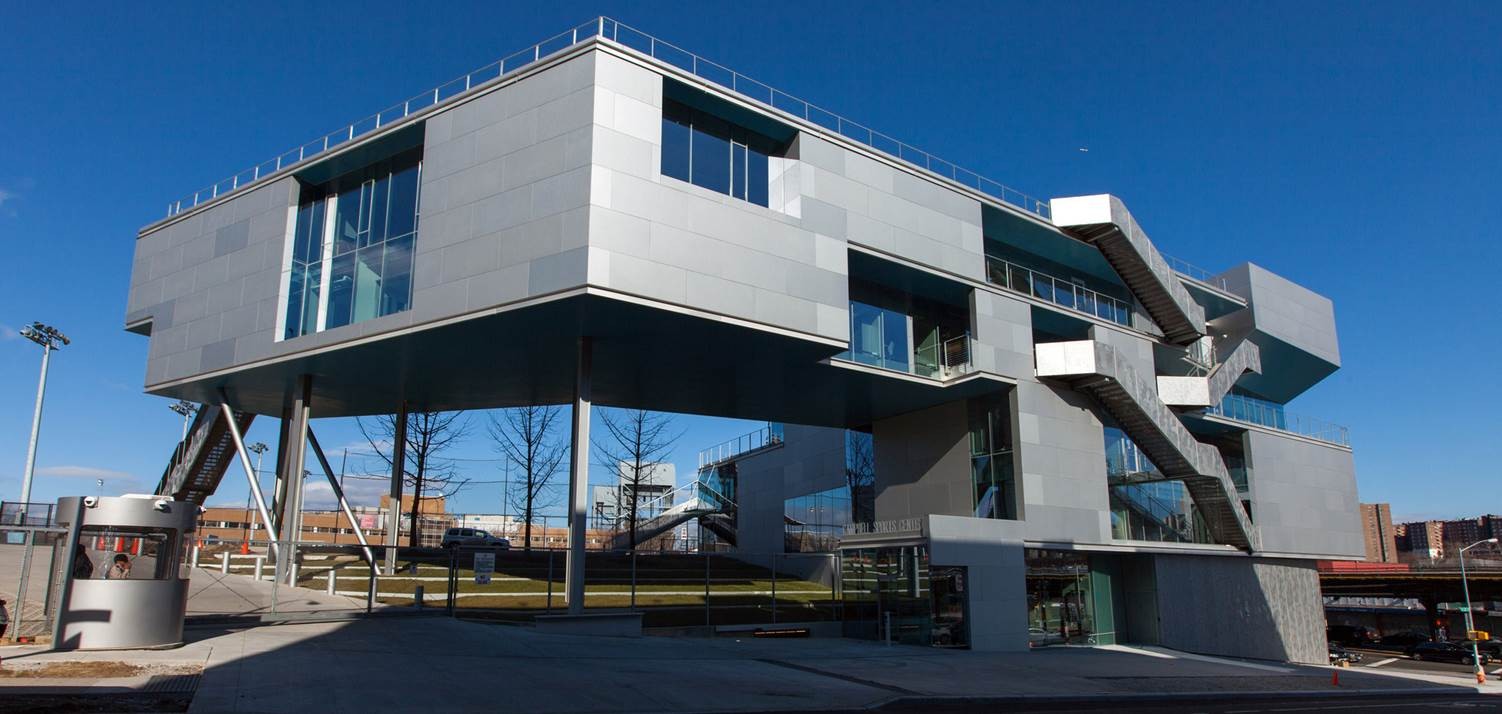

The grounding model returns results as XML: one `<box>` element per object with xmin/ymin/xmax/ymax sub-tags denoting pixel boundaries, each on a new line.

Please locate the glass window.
<box><xmin>661</xmin><ymin>102</ymin><xmax>692</xmax><ymax>183</ymax></box>
<box><xmin>969</xmin><ymin>393</ymin><xmax>1016</xmax><ymax>519</ymax></box>
<box><xmin>659</xmin><ymin>98</ymin><xmax>778</xmax><ymax>207</ymax></box>
<box><xmin>690</xmin><ymin>115</ymin><xmax>731</xmax><ymax>195</ymax></box>
<box><xmin>1026</xmin><ymin>550</ymin><xmax>1095</xmax><ymax>646</ymax></box>
<box><xmin>281</xmin><ymin>147</ymin><xmax>422</xmax><ymax>339</ymax></box>
<box><xmin>77</xmin><ymin>526</ymin><xmax>182</xmax><ymax>581</ymax></box>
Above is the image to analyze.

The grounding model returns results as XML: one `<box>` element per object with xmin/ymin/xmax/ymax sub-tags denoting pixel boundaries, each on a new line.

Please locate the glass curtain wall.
<box><xmin>784</xmin><ymin>430</ymin><xmax>875</xmax><ymax>553</ymax></box>
<box><xmin>845</xmin><ymin>300</ymin><xmax>911</xmax><ymax>372</ymax></box>
<box><xmin>840</xmin><ymin>545</ymin><xmax>932</xmax><ymax>645</ymax></box>
<box><xmin>661</xmin><ymin>98</ymin><xmax>776</xmax><ymax>206</ymax></box>
<box><xmin>282</xmin><ymin>147</ymin><xmax>421</xmax><ymax>339</ymax></box>
<box><xmin>969</xmin><ymin>393</ymin><xmax>1016</xmax><ymax>519</ymax></box>
<box><xmin>1104</xmin><ymin>427</ymin><xmax>1214</xmax><ymax>544</ymax></box>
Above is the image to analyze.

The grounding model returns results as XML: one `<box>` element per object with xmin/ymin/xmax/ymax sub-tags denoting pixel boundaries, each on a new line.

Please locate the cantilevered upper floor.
<box><xmin>124</xmin><ymin>18</ymin><xmax>1344</xmax><ymax>435</ymax></box>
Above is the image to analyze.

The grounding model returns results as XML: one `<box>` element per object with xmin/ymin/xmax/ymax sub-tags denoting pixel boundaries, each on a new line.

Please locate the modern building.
<box><xmin>592</xmin><ymin>462</ymin><xmax>676</xmax><ymax>521</ymax></box>
<box><xmin>1359</xmin><ymin>503</ymin><xmax>1397</xmax><ymax>563</ymax></box>
<box><xmin>128</xmin><ymin>18</ymin><xmax>1359</xmax><ymax>661</ymax></box>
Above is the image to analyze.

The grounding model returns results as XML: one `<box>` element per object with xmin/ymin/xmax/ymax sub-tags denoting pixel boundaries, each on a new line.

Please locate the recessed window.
<box><xmin>661</xmin><ymin>98</ymin><xmax>777</xmax><ymax>206</ymax></box>
<box><xmin>282</xmin><ymin>148</ymin><xmax>421</xmax><ymax>339</ymax></box>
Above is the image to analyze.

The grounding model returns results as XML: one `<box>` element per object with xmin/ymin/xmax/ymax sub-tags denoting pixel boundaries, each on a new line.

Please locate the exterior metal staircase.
<box><xmin>1036</xmin><ymin>339</ymin><xmax>1258</xmax><ymax>551</ymax></box>
<box><xmin>155</xmin><ymin>405</ymin><xmax>255</xmax><ymax>506</ymax></box>
<box><xmin>608</xmin><ymin>481</ymin><xmax>735</xmax><ymax>550</ymax></box>
<box><xmin>1051</xmin><ymin>195</ymin><xmax>1207</xmax><ymax>345</ymax></box>
<box><xmin>1157</xmin><ymin>337</ymin><xmax>1263</xmax><ymax>408</ymax></box>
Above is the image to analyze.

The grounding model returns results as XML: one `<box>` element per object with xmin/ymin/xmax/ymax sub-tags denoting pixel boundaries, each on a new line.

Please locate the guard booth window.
<box><xmin>74</xmin><ymin>526</ymin><xmax>183</xmax><ymax>581</ymax></box>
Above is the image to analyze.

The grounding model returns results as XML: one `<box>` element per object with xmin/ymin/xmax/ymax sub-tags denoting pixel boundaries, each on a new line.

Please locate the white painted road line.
<box><xmin>1365</xmin><ymin>657</ymin><xmax>1398</xmax><ymax>667</ymax></box>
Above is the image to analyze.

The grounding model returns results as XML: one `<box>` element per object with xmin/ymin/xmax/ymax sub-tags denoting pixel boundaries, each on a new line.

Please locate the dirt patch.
<box><xmin>0</xmin><ymin>661</ymin><xmax>200</xmax><ymax>679</ymax></box>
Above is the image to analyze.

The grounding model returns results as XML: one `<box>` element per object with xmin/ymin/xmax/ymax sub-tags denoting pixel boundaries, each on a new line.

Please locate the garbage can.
<box><xmin>52</xmin><ymin>495</ymin><xmax>197</xmax><ymax>649</ymax></box>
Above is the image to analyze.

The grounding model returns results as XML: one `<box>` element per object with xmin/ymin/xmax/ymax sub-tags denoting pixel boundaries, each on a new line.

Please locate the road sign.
<box><xmin>474</xmin><ymin>551</ymin><xmax>495</xmax><ymax>585</ymax></box>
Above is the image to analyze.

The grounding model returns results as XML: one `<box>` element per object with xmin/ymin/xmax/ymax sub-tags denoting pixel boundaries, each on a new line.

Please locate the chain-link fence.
<box><xmin>1</xmin><ymin>524</ymin><xmax>68</xmax><ymax>642</ymax></box>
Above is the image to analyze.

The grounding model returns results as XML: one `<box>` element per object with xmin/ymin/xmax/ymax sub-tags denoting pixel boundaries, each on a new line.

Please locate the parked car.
<box><xmin>1327</xmin><ymin>625</ymin><xmax>1377</xmax><ymax>647</ymax></box>
<box><xmin>440</xmin><ymin>528</ymin><xmax>510</xmax><ymax>550</ymax></box>
<box><xmin>1328</xmin><ymin>643</ymin><xmax>1364</xmax><ymax>665</ymax></box>
<box><xmin>1406</xmin><ymin>641</ymin><xmax>1493</xmax><ymax>665</ymax></box>
<box><xmin>1380</xmin><ymin>631</ymin><xmax>1431</xmax><ymax>648</ymax></box>
<box><xmin>1454</xmin><ymin>639</ymin><xmax>1502</xmax><ymax>658</ymax></box>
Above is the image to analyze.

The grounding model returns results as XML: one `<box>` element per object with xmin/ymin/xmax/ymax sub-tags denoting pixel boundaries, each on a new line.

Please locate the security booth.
<box><xmin>51</xmin><ymin>495</ymin><xmax>197</xmax><ymax>650</ymax></box>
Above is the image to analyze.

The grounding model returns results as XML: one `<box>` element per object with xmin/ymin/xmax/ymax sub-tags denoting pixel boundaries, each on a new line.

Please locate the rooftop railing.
<box><xmin>160</xmin><ymin>17</ymin><xmax>1050</xmax><ymax>224</ymax></box>
<box><xmin>1207</xmin><ymin>393</ymin><xmax>1350</xmax><ymax>447</ymax></box>
<box><xmin>697</xmin><ymin>423</ymin><xmax>784</xmax><ymax>469</ymax></box>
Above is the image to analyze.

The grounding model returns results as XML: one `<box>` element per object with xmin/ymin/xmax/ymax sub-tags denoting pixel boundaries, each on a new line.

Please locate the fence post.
<box><xmin>12</xmin><ymin>529</ymin><xmax>35</xmax><ymax>638</ymax></box>
<box><xmin>630</xmin><ymin>550</ymin><xmax>637</xmax><ymax>609</ymax></box>
<box><xmin>770</xmin><ymin>553</ymin><xmax>777</xmax><ymax>624</ymax></box>
<box><xmin>704</xmin><ymin>552</ymin><xmax>711</xmax><ymax>628</ymax></box>
<box><xmin>546</xmin><ymin>548</ymin><xmax>554</xmax><ymax>613</ymax></box>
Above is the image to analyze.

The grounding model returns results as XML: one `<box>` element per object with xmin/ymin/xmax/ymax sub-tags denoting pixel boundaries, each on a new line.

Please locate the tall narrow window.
<box><xmin>281</xmin><ymin>147</ymin><xmax>422</xmax><ymax>339</ymax></box>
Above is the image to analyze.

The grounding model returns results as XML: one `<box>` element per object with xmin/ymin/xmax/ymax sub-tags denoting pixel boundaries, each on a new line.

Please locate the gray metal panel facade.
<box><xmin>1220</xmin><ymin>263</ymin><xmax>1341</xmax><ymax>368</ymax></box>
<box><xmin>126</xmin><ymin>179</ymin><xmax>296</xmax><ymax>387</ymax></box>
<box><xmin>1244</xmin><ymin>430</ymin><xmax>1363</xmax><ymax>558</ymax></box>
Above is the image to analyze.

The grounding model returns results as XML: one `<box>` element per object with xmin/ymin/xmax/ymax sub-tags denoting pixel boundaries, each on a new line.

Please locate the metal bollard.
<box><xmin>221</xmin><ymin>552</ymin><xmax>230</xmax><ymax>574</ymax></box>
<box><xmin>414</xmin><ymin>584</ymin><xmax>425</xmax><ymax>607</ymax></box>
<box><xmin>191</xmin><ymin>545</ymin><xmax>200</xmax><ymax>569</ymax></box>
<box><xmin>327</xmin><ymin>565</ymin><xmax>339</xmax><ymax>595</ymax></box>
<box><xmin>289</xmin><ymin>559</ymin><xmax>299</xmax><ymax>587</ymax></box>
<box><xmin>254</xmin><ymin>555</ymin><xmax>265</xmax><ymax>581</ymax></box>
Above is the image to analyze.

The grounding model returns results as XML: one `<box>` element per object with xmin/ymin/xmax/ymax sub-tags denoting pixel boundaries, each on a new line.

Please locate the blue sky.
<box><xmin>0</xmin><ymin>1</ymin><xmax>1496</xmax><ymax>522</ymax></box>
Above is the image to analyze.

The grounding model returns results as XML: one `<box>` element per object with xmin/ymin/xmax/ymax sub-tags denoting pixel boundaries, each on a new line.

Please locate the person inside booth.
<box><xmin>106</xmin><ymin>553</ymin><xmax>133</xmax><ymax>580</ymax></box>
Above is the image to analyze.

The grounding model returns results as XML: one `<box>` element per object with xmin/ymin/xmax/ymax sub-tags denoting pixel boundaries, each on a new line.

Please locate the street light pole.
<box><xmin>244</xmin><ymin>442</ymin><xmax>268</xmax><ymax>546</ymax></box>
<box><xmin>1460</xmin><ymin>537</ymin><xmax>1499</xmax><ymax>685</ymax></box>
<box><xmin>18</xmin><ymin>322</ymin><xmax>69</xmax><ymax>514</ymax></box>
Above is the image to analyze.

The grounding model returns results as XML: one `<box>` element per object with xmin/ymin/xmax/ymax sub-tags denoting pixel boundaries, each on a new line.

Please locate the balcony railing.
<box><xmin>697</xmin><ymin>423</ymin><xmax>784</xmax><ymax>469</ymax></box>
<box><xmin>160</xmin><ymin>17</ymin><xmax>1050</xmax><ymax>224</ymax></box>
<box><xmin>1207</xmin><ymin>393</ymin><xmax>1350</xmax><ymax>447</ymax></box>
<box><xmin>985</xmin><ymin>256</ymin><xmax>1133</xmax><ymax>327</ymax></box>
<box><xmin>914</xmin><ymin>334</ymin><xmax>972</xmax><ymax>380</ymax></box>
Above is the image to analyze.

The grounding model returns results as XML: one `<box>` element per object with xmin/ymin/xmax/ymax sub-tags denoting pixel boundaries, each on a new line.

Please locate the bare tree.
<box><xmin>358</xmin><ymin>410</ymin><xmax>472</xmax><ymax>547</ymax></box>
<box><xmin>845</xmin><ymin>430</ymin><xmax>876</xmax><ymax>527</ymax></box>
<box><xmin>487</xmin><ymin>405</ymin><xmax>567</xmax><ymax>553</ymax></box>
<box><xmin>593</xmin><ymin>409</ymin><xmax>682</xmax><ymax>550</ymax></box>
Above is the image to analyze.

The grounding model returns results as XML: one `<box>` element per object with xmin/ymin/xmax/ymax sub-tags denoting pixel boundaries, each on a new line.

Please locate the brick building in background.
<box><xmin>1359</xmin><ymin>503</ymin><xmax>1397</xmax><ymax>563</ymax></box>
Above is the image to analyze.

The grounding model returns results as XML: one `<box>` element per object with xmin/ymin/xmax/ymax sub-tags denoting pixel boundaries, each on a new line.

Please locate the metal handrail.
<box><xmin>696</xmin><ymin>423</ymin><xmax>783</xmax><ymax>469</ymax></box>
<box><xmin>160</xmin><ymin>17</ymin><xmax>1050</xmax><ymax>224</ymax></box>
<box><xmin>1207</xmin><ymin>393</ymin><xmax>1350</xmax><ymax>447</ymax></box>
<box><xmin>985</xmin><ymin>255</ymin><xmax>1134</xmax><ymax>327</ymax></box>
<box><xmin>914</xmin><ymin>333</ymin><xmax>972</xmax><ymax>379</ymax></box>
<box><xmin>1162</xmin><ymin>254</ymin><xmax>1230</xmax><ymax>291</ymax></box>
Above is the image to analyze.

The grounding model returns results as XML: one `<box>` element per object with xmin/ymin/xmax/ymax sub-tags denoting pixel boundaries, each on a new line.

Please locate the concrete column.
<box><xmin>565</xmin><ymin>337</ymin><xmax>592</xmax><ymax>614</ymax></box>
<box><xmin>385</xmin><ymin>402</ymin><xmax>408</xmax><ymax>575</ymax></box>
<box><xmin>276</xmin><ymin>375</ymin><xmax>312</xmax><ymax>585</ymax></box>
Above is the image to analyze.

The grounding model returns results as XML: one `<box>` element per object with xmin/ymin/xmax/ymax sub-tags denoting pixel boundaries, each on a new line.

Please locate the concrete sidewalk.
<box><xmin>3</xmin><ymin>615</ymin><xmax>1494</xmax><ymax>713</ymax></box>
<box><xmin>184</xmin><ymin>567</ymin><xmax>378</xmax><ymax>619</ymax></box>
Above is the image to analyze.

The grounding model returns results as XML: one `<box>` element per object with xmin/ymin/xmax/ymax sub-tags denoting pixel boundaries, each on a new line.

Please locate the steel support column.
<box><xmin>275</xmin><ymin>376</ymin><xmax>311</xmax><ymax>584</ymax></box>
<box><xmin>565</xmin><ymin>337</ymin><xmax>592</xmax><ymax>614</ymax></box>
<box><xmin>220</xmin><ymin>401</ymin><xmax>280</xmax><ymax>562</ymax></box>
<box><xmin>307</xmin><ymin>428</ymin><xmax>376</xmax><ymax>568</ymax></box>
<box><xmin>385</xmin><ymin>402</ymin><xmax>408</xmax><ymax>575</ymax></box>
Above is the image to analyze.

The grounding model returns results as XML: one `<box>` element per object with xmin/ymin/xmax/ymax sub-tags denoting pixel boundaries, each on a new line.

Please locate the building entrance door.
<box><xmin>930</xmin><ymin>565</ymin><xmax>968</xmax><ymax>648</ymax></box>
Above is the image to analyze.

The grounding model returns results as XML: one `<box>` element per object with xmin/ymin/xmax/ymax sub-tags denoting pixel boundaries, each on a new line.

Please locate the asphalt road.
<box><xmin>1349</xmin><ymin>646</ymin><xmax>1502</xmax><ymax>679</ymax></box>
<box><xmin>859</xmin><ymin>693</ymin><xmax>1502</xmax><ymax>713</ymax></box>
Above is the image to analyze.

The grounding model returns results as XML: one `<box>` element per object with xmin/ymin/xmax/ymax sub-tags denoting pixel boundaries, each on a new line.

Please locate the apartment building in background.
<box><xmin>1358</xmin><ymin>502</ymin><xmax>1397</xmax><ymax>563</ymax></box>
<box><xmin>132</xmin><ymin>18</ymin><xmax>1360</xmax><ymax>661</ymax></box>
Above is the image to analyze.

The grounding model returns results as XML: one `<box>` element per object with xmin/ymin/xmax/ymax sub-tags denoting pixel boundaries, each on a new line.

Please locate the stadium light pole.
<box><xmin>17</xmin><ymin>322</ymin><xmax>69</xmax><ymax>514</ymax></box>
<box><xmin>1460</xmin><ymin>537</ymin><xmax>1499</xmax><ymax>684</ymax></box>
